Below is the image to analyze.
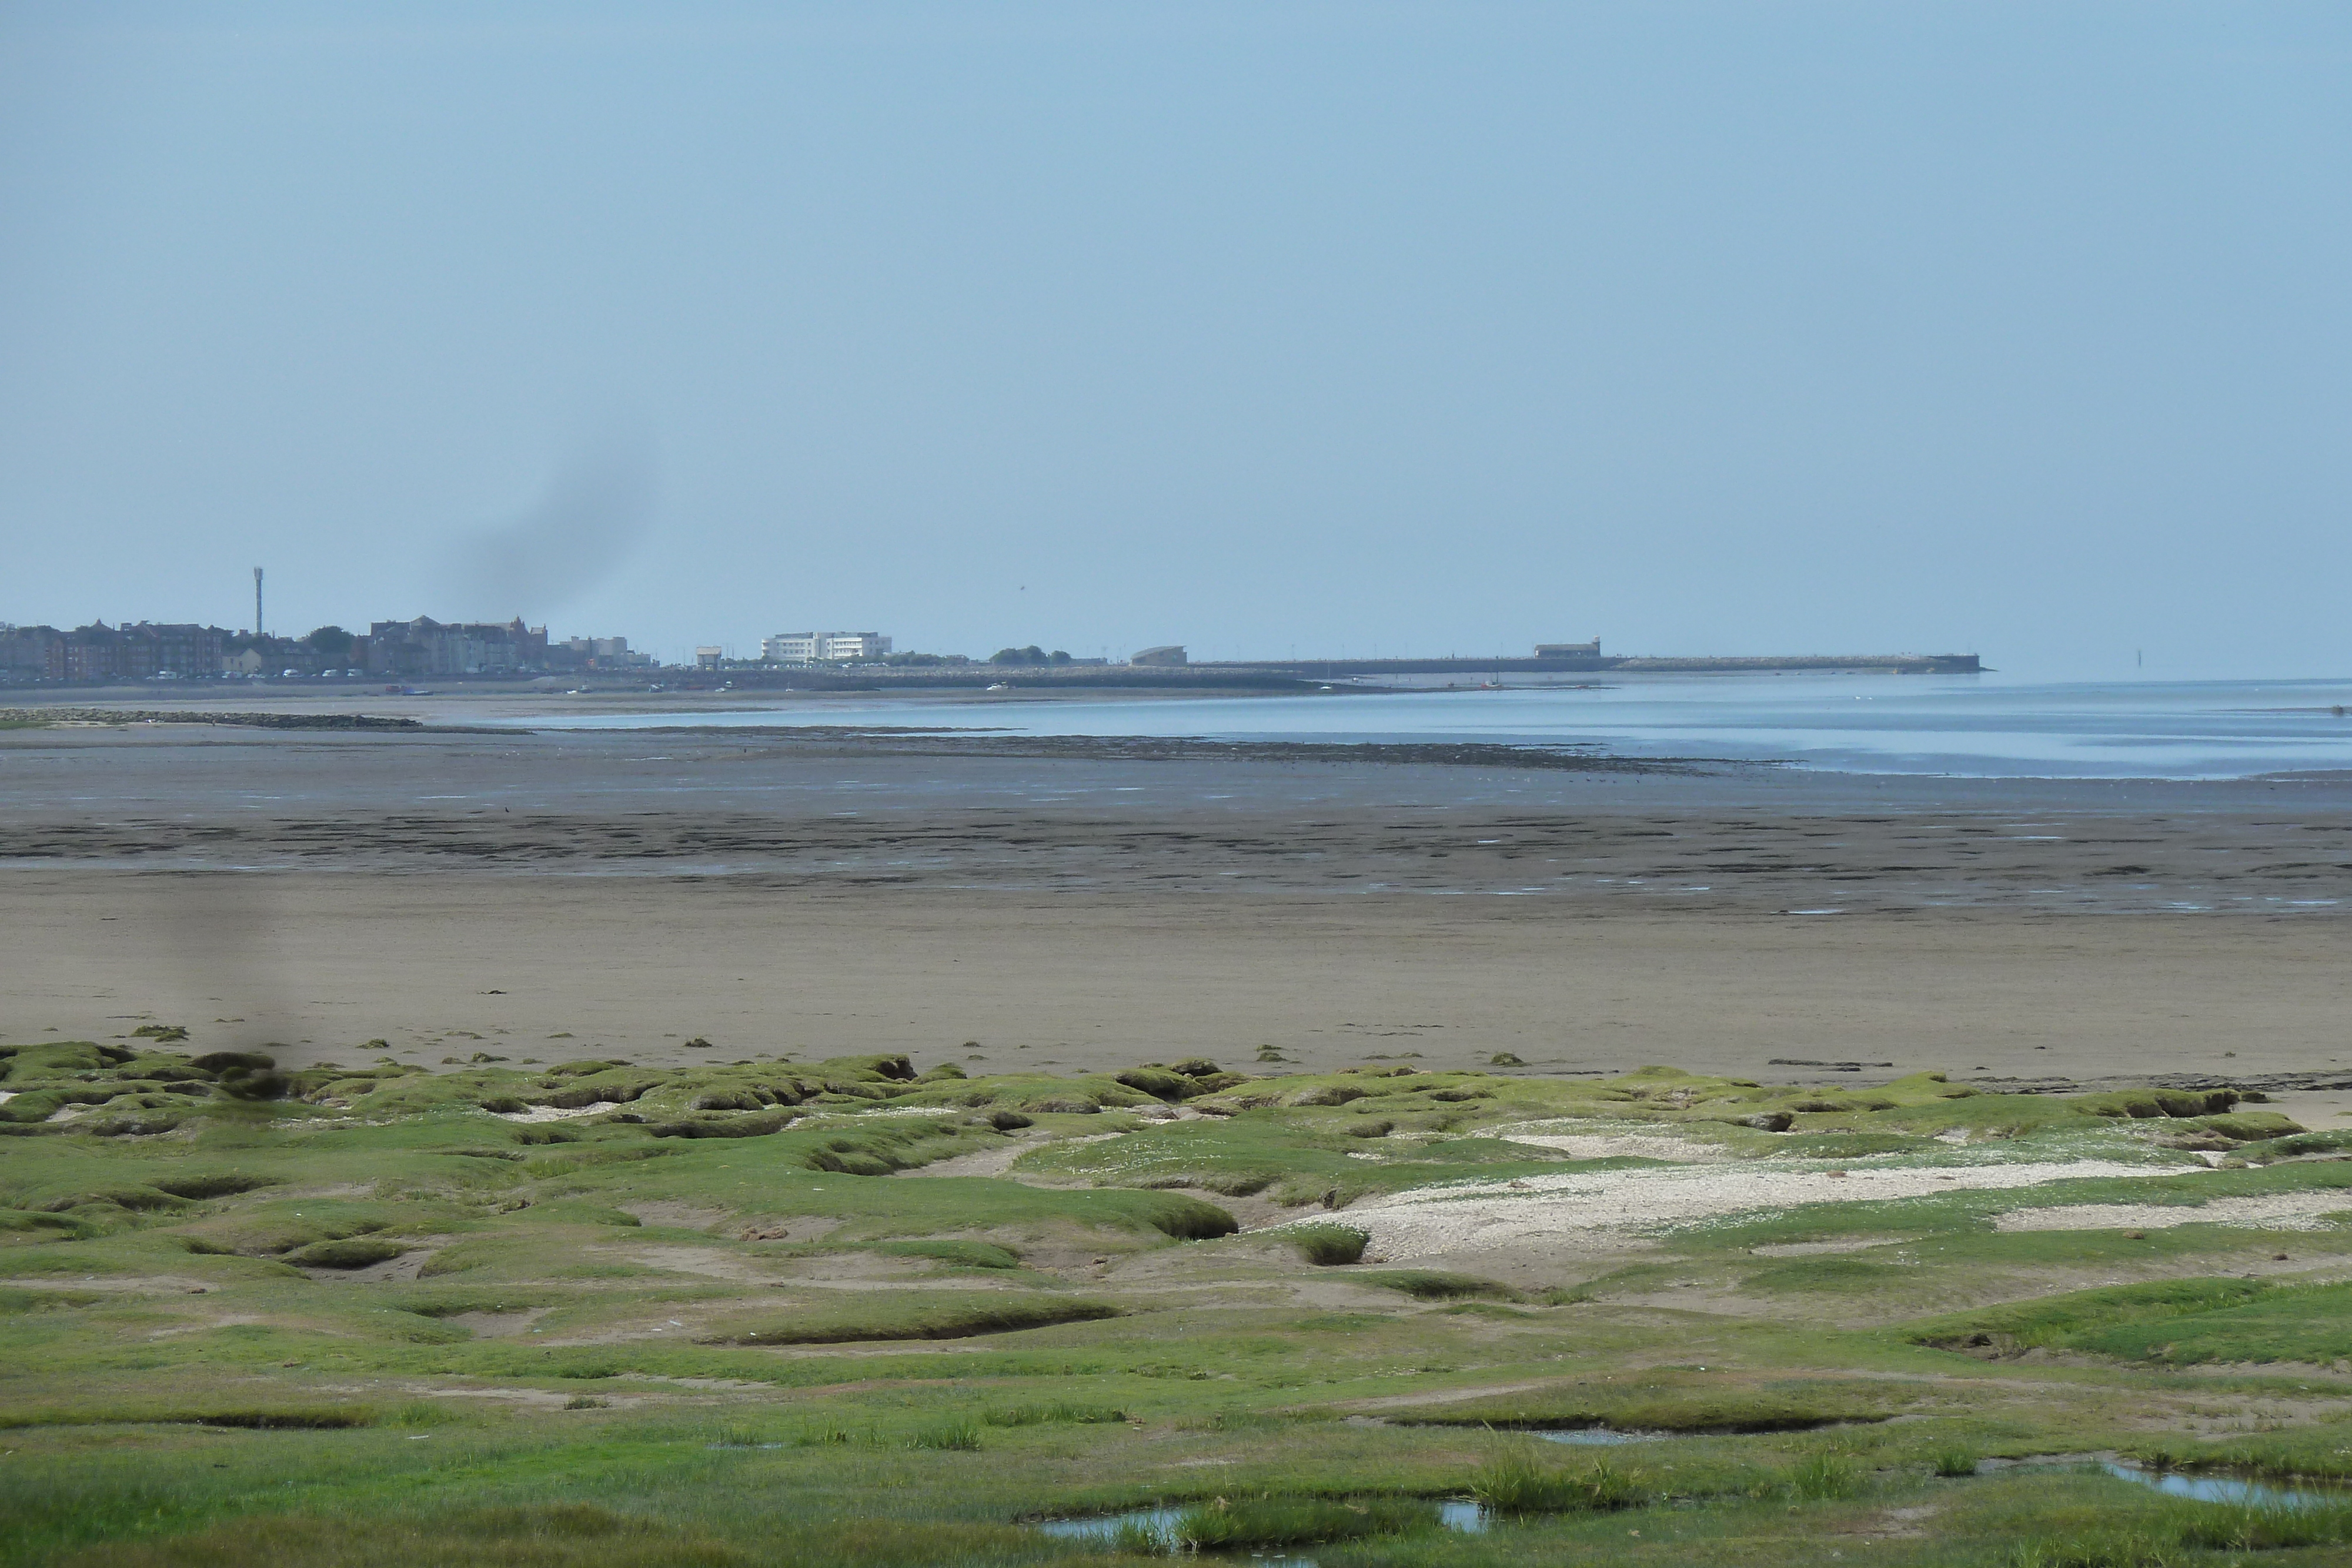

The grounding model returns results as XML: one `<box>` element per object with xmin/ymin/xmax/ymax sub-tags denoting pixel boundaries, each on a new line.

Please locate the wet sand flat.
<box><xmin>4</xmin><ymin>720</ymin><xmax>2350</xmax><ymax>1088</ymax></box>
<box><xmin>6</xmin><ymin>871</ymin><xmax>2349</xmax><ymax>1085</ymax></box>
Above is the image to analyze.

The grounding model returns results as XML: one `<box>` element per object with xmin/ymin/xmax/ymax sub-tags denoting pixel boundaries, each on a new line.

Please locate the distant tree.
<box><xmin>990</xmin><ymin>645</ymin><xmax>1049</xmax><ymax>666</ymax></box>
<box><xmin>1048</xmin><ymin>649</ymin><xmax>1073</xmax><ymax>664</ymax></box>
<box><xmin>304</xmin><ymin>626</ymin><xmax>356</xmax><ymax>660</ymax></box>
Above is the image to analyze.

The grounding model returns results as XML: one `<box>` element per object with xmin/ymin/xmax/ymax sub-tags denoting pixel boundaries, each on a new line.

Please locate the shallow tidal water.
<box><xmin>1536</xmin><ymin>1427</ymin><xmax>1659</xmax><ymax>1446</ymax></box>
<box><xmin>1035</xmin><ymin>1499</ymin><xmax>1489</xmax><ymax>1563</ymax></box>
<box><xmin>500</xmin><ymin>674</ymin><xmax>2352</xmax><ymax>780</ymax></box>
<box><xmin>2102</xmin><ymin>1462</ymin><xmax>2352</xmax><ymax>1510</ymax></box>
<box><xmin>1033</xmin><ymin>1458</ymin><xmax>2345</xmax><ymax>1566</ymax></box>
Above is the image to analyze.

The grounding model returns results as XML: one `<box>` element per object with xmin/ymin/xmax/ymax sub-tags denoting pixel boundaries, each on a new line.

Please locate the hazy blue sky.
<box><xmin>3</xmin><ymin>3</ymin><xmax>2347</xmax><ymax>676</ymax></box>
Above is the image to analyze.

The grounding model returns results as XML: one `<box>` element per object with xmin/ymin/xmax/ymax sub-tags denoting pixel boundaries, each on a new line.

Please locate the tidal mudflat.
<box><xmin>5</xmin><ymin>717</ymin><xmax>2352</xmax><ymax>1088</ymax></box>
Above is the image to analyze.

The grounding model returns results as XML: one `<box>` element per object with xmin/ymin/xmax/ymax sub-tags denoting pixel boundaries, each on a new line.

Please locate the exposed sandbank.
<box><xmin>4</xmin><ymin>721</ymin><xmax>2349</xmax><ymax>1101</ymax></box>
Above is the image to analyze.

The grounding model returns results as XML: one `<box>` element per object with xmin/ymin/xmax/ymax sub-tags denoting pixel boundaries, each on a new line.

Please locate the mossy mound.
<box><xmin>698</xmin><ymin>1292</ymin><xmax>1120</xmax><ymax>1345</ymax></box>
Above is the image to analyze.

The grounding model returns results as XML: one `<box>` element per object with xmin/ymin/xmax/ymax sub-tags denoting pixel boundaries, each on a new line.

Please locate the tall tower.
<box><xmin>253</xmin><ymin>568</ymin><xmax>264</xmax><ymax>638</ymax></box>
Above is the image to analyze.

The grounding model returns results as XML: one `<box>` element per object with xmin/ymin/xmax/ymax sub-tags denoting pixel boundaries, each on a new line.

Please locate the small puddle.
<box><xmin>1035</xmin><ymin>1507</ymin><xmax>1183</xmax><ymax>1549</ymax></box>
<box><xmin>2102</xmin><ymin>1463</ymin><xmax>2352</xmax><ymax>1511</ymax></box>
<box><xmin>1036</xmin><ymin>1500</ymin><xmax>1488</xmax><ymax>1562</ymax></box>
<box><xmin>1438</xmin><ymin>1502</ymin><xmax>1488</xmax><ymax>1531</ymax></box>
<box><xmin>1534</xmin><ymin>1427</ymin><xmax>1659</xmax><ymax>1447</ymax></box>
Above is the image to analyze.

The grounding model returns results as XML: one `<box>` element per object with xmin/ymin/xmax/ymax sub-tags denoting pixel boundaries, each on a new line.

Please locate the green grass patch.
<box><xmin>2237</xmin><ymin>1129</ymin><xmax>2352</xmax><ymax>1161</ymax></box>
<box><xmin>1471</xmin><ymin>1444</ymin><xmax>1651</xmax><ymax>1513</ymax></box>
<box><xmin>697</xmin><ymin>1291</ymin><xmax>1121</xmax><ymax>1345</ymax></box>
<box><xmin>1400</xmin><ymin>1375</ymin><xmax>1904</xmax><ymax>1434</ymax></box>
<box><xmin>2072</xmin><ymin>1280</ymin><xmax>2352</xmax><ymax>1366</ymax></box>
<box><xmin>1284</xmin><ymin>1223</ymin><xmax>1370</xmax><ymax>1265</ymax></box>
<box><xmin>905</xmin><ymin>1417</ymin><xmax>983</xmax><ymax>1450</ymax></box>
<box><xmin>40</xmin><ymin>1503</ymin><xmax>1097</xmax><ymax>1568</ymax></box>
<box><xmin>1171</xmin><ymin>1495</ymin><xmax>1438</xmax><ymax>1549</ymax></box>
<box><xmin>1903</xmin><ymin>1276</ymin><xmax>2316</xmax><ymax>1363</ymax></box>
<box><xmin>0</xmin><ymin>1404</ymin><xmax>376</xmax><ymax>1432</ymax></box>
<box><xmin>984</xmin><ymin>1402</ymin><xmax>1130</xmax><ymax>1427</ymax></box>
<box><xmin>871</xmin><ymin>1239</ymin><xmax>1024</xmax><ymax>1271</ymax></box>
<box><xmin>1352</xmin><ymin>1269</ymin><xmax>1519</xmax><ymax>1302</ymax></box>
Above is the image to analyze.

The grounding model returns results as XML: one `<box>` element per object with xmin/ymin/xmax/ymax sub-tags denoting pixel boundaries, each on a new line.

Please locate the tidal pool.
<box><xmin>2102</xmin><ymin>1462</ymin><xmax>2352</xmax><ymax>1510</ymax></box>
<box><xmin>1035</xmin><ymin>1498</ymin><xmax>1489</xmax><ymax>1559</ymax></box>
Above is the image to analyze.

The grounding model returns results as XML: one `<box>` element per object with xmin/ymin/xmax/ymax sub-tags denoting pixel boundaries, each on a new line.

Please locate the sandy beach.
<box><xmin>5</xmin><ymin>710</ymin><xmax>2350</xmax><ymax>1099</ymax></box>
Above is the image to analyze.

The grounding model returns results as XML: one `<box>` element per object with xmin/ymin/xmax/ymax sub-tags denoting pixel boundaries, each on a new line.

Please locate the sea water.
<box><xmin>500</xmin><ymin>674</ymin><xmax>2352</xmax><ymax>781</ymax></box>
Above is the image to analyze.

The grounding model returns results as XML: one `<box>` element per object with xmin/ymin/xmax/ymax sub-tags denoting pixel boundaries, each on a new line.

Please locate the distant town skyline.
<box><xmin>1</xmin><ymin>609</ymin><xmax>1990</xmax><ymax>687</ymax></box>
<box><xmin>3</xmin><ymin>593</ymin><xmax>1945</xmax><ymax>677</ymax></box>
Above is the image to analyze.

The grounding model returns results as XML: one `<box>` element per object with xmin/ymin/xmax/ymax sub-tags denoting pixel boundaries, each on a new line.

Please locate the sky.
<box><xmin>2</xmin><ymin>3</ymin><xmax>2347</xmax><ymax>678</ymax></box>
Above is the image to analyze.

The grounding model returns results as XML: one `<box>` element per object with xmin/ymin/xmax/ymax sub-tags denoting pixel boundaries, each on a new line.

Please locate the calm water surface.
<box><xmin>504</xmin><ymin>675</ymin><xmax>2352</xmax><ymax>780</ymax></box>
<box><xmin>2101</xmin><ymin>1462</ymin><xmax>2352</xmax><ymax>1510</ymax></box>
<box><xmin>1036</xmin><ymin>1500</ymin><xmax>1488</xmax><ymax>1560</ymax></box>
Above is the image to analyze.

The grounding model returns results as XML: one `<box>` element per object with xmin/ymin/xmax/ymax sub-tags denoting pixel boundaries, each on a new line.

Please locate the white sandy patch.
<box><xmin>1315</xmin><ymin>1159</ymin><xmax>2194</xmax><ymax>1261</ymax></box>
<box><xmin>1997</xmin><ymin>1193</ymin><xmax>2352</xmax><ymax>1233</ymax></box>
<box><xmin>893</xmin><ymin>1142</ymin><xmax>1032</xmax><ymax>1179</ymax></box>
<box><xmin>410</xmin><ymin>1385</ymin><xmax>582</xmax><ymax>1408</ymax></box>
<box><xmin>489</xmin><ymin>1104</ymin><xmax>614</xmax><ymax>1123</ymax></box>
<box><xmin>1501</xmin><ymin>1132</ymin><xmax>1729</xmax><ymax>1164</ymax></box>
<box><xmin>1749</xmin><ymin>1239</ymin><xmax>1904</xmax><ymax>1256</ymax></box>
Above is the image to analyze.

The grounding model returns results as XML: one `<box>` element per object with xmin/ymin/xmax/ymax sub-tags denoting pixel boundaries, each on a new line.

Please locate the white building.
<box><xmin>763</xmin><ymin>631</ymin><xmax>892</xmax><ymax>663</ymax></box>
<box><xmin>762</xmin><ymin>632</ymin><xmax>820</xmax><ymax>662</ymax></box>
